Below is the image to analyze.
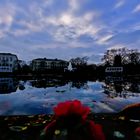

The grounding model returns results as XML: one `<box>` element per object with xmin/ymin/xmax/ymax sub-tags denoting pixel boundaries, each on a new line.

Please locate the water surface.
<box><xmin>0</xmin><ymin>77</ymin><xmax>140</xmax><ymax>115</ymax></box>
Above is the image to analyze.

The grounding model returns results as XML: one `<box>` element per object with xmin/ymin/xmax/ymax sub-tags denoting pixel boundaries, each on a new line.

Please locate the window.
<box><xmin>10</xmin><ymin>57</ymin><xmax>12</xmax><ymax>61</ymax></box>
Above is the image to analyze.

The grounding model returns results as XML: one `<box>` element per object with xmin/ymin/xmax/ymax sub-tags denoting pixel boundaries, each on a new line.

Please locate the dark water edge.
<box><xmin>0</xmin><ymin>113</ymin><xmax>139</xmax><ymax>140</ymax></box>
<box><xmin>0</xmin><ymin>72</ymin><xmax>140</xmax><ymax>80</ymax></box>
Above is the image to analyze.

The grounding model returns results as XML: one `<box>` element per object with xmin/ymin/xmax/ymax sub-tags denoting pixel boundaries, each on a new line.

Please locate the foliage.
<box><xmin>70</xmin><ymin>56</ymin><xmax>88</xmax><ymax>66</ymax></box>
<box><xmin>102</xmin><ymin>47</ymin><xmax>140</xmax><ymax>66</ymax></box>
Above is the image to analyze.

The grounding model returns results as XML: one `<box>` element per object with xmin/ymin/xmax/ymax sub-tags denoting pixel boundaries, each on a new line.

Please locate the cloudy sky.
<box><xmin>0</xmin><ymin>0</ymin><xmax>140</xmax><ymax>63</ymax></box>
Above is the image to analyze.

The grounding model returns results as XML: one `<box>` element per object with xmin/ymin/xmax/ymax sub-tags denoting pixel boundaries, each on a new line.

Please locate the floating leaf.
<box><xmin>31</xmin><ymin>122</ymin><xmax>42</xmax><ymax>126</ymax></box>
<box><xmin>4</xmin><ymin>117</ymin><xmax>9</xmax><ymax>120</ymax></box>
<box><xmin>9</xmin><ymin>126</ymin><xmax>28</xmax><ymax>132</ymax></box>
<box><xmin>119</xmin><ymin>116</ymin><xmax>125</xmax><ymax>120</ymax></box>
<box><xmin>42</xmin><ymin>121</ymin><xmax>47</xmax><ymax>124</ymax></box>
<box><xmin>55</xmin><ymin>130</ymin><xmax>61</xmax><ymax>135</ymax></box>
<box><xmin>113</xmin><ymin>131</ymin><xmax>125</xmax><ymax>138</ymax></box>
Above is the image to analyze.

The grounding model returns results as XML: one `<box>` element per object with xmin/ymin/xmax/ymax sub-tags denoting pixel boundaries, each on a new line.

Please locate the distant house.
<box><xmin>31</xmin><ymin>58</ymin><xmax>68</xmax><ymax>71</ymax></box>
<box><xmin>0</xmin><ymin>53</ymin><xmax>18</xmax><ymax>73</ymax></box>
<box><xmin>105</xmin><ymin>67</ymin><xmax>123</xmax><ymax>76</ymax></box>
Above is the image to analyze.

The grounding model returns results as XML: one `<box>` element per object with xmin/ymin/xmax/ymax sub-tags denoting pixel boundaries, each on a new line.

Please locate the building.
<box><xmin>105</xmin><ymin>67</ymin><xmax>123</xmax><ymax>76</ymax></box>
<box><xmin>31</xmin><ymin>58</ymin><xmax>68</xmax><ymax>71</ymax></box>
<box><xmin>105</xmin><ymin>67</ymin><xmax>123</xmax><ymax>73</ymax></box>
<box><xmin>0</xmin><ymin>53</ymin><xmax>18</xmax><ymax>73</ymax></box>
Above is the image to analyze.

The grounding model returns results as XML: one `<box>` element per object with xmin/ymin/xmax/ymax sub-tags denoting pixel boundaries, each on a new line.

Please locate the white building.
<box><xmin>0</xmin><ymin>53</ymin><xmax>18</xmax><ymax>73</ymax></box>
<box><xmin>105</xmin><ymin>67</ymin><xmax>123</xmax><ymax>77</ymax></box>
<box><xmin>31</xmin><ymin>58</ymin><xmax>68</xmax><ymax>71</ymax></box>
<box><xmin>105</xmin><ymin>67</ymin><xmax>123</xmax><ymax>73</ymax></box>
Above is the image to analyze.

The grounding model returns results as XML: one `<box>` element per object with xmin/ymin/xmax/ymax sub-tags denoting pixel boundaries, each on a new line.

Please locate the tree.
<box><xmin>70</xmin><ymin>56</ymin><xmax>88</xmax><ymax>67</ymax></box>
<box><xmin>102</xmin><ymin>47</ymin><xmax>140</xmax><ymax>66</ymax></box>
<box><xmin>113</xmin><ymin>55</ymin><xmax>122</xmax><ymax>66</ymax></box>
<box><xmin>128</xmin><ymin>49</ymin><xmax>140</xmax><ymax>65</ymax></box>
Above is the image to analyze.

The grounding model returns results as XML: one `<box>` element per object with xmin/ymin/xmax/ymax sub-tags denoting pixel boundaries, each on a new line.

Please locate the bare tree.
<box><xmin>102</xmin><ymin>47</ymin><xmax>140</xmax><ymax>66</ymax></box>
<box><xmin>70</xmin><ymin>56</ymin><xmax>88</xmax><ymax>66</ymax></box>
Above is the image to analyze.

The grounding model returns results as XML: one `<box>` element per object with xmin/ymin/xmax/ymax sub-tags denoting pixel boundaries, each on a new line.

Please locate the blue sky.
<box><xmin>0</xmin><ymin>0</ymin><xmax>140</xmax><ymax>63</ymax></box>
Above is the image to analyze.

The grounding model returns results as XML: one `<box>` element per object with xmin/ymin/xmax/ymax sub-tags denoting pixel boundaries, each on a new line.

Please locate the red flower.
<box><xmin>53</xmin><ymin>100</ymin><xmax>90</xmax><ymax>120</ymax></box>
<box><xmin>43</xmin><ymin>100</ymin><xmax>106</xmax><ymax>140</ymax></box>
<box><xmin>135</xmin><ymin>127</ymin><xmax>140</xmax><ymax>136</ymax></box>
<box><xmin>89</xmin><ymin>120</ymin><xmax>105</xmax><ymax>140</ymax></box>
<box><xmin>44</xmin><ymin>120</ymin><xmax>56</xmax><ymax>131</ymax></box>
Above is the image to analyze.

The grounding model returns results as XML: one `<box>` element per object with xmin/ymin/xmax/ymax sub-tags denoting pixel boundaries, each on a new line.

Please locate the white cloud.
<box><xmin>114</xmin><ymin>0</ymin><xmax>125</xmax><ymax>9</ymax></box>
<box><xmin>132</xmin><ymin>4</ymin><xmax>140</xmax><ymax>13</ymax></box>
<box><xmin>69</xmin><ymin>0</ymin><xmax>79</xmax><ymax>12</ymax></box>
<box><xmin>108</xmin><ymin>44</ymin><xmax>126</xmax><ymax>50</ymax></box>
<box><xmin>53</xmin><ymin>23</ymin><xmax>99</xmax><ymax>42</ymax></box>
<box><xmin>83</xmin><ymin>12</ymin><xmax>100</xmax><ymax>22</ymax></box>
<box><xmin>19</xmin><ymin>21</ymin><xmax>43</xmax><ymax>32</ymax></box>
<box><xmin>46</xmin><ymin>11</ymin><xmax>101</xmax><ymax>42</ymax></box>
<box><xmin>96</xmin><ymin>34</ymin><xmax>114</xmax><ymax>45</ymax></box>
<box><xmin>133</xmin><ymin>24</ymin><xmax>140</xmax><ymax>30</ymax></box>
<box><xmin>43</xmin><ymin>0</ymin><xmax>54</xmax><ymax>7</ymax></box>
<box><xmin>0</xmin><ymin>3</ymin><xmax>17</xmax><ymax>38</ymax></box>
<box><xmin>11</xmin><ymin>29</ymin><xmax>30</xmax><ymax>36</ymax></box>
<box><xmin>60</xmin><ymin>14</ymin><xmax>73</xmax><ymax>25</ymax></box>
<box><xmin>23</xmin><ymin>8</ymin><xmax>100</xmax><ymax>43</ymax></box>
<box><xmin>0</xmin><ymin>0</ymin><xmax>102</xmax><ymax>43</ymax></box>
<box><xmin>0</xmin><ymin>4</ymin><xmax>16</xmax><ymax>26</ymax></box>
<box><xmin>0</xmin><ymin>15</ymin><xmax>13</xmax><ymax>26</ymax></box>
<box><xmin>9</xmin><ymin>19</ymin><xmax>44</xmax><ymax>37</ymax></box>
<box><xmin>29</xmin><ymin>44</ymin><xmax>58</xmax><ymax>50</ymax></box>
<box><xmin>0</xmin><ymin>31</ymin><xmax>5</xmax><ymax>38</ymax></box>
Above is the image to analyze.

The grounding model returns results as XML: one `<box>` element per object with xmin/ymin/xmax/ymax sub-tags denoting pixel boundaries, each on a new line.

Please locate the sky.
<box><xmin>0</xmin><ymin>0</ymin><xmax>140</xmax><ymax>63</ymax></box>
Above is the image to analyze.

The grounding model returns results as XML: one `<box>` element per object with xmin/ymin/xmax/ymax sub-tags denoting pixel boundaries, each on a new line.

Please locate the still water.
<box><xmin>0</xmin><ymin>77</ymin><xmax>140</xmax><ymax>115</ymax></box>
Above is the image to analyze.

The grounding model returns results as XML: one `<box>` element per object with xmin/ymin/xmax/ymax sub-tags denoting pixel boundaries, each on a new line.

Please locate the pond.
<box><xmin>0</xmin><ymin>77</ymin><xmax>140</xmax><ymax>115</ymax></box>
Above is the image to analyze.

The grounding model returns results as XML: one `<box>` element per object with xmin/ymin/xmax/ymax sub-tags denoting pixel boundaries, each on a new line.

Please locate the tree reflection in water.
<box><xmin>0</xmin><ymin>78</ymin><xmax>18</xmax><ymax>94</ymax></box>
<box><xmin>30</xmin><ymin>78</ymin><xmax>89</xmax><ymax>90</ymax></box>
<box><xmin>104</xmin><ymin>77</ymin><xmax>140</xmax><ymax>98</ymax></box>
<box><xmin>71</xmin><ymin>80</ymin><xmax>88</xmax><ymax>89</ymax></box>
<box><xmin>31</xmin><ymin>79</ymin><xmax>67</xmax><ymax>88</ymax></box>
